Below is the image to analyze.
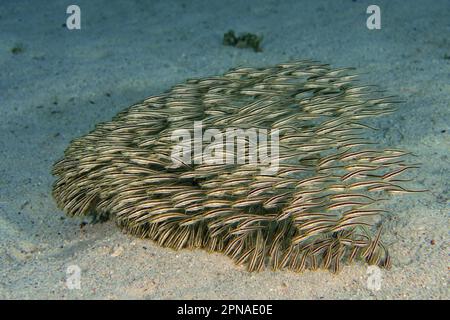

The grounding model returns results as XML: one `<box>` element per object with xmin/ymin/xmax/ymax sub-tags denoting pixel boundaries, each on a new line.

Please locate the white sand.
<box><xmin>0</xmin><ymin>0</ymin><xmax>448</xmax><ymax>299</ymax></box>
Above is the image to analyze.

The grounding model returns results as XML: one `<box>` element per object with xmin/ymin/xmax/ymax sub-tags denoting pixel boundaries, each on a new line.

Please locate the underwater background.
<box><xmin>1</xmin><ymin>0</ymin><xmax>448</xmax><ymax>299</ymax></box>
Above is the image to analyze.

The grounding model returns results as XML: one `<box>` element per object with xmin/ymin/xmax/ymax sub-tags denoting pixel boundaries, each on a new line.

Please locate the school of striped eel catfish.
<box><xmin>52</xmin><ymin>60</ymin><xmax>421</xmax><ymax>273</ymax></box>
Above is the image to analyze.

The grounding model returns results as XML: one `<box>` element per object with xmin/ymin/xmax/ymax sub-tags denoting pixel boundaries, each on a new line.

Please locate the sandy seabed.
<box><xmin>0</xmin><ymin>0</ymin><xmax>448</xmax><ymax>299</ymax></box>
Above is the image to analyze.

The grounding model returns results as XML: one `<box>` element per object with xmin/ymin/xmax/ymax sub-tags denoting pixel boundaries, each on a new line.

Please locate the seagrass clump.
<box><xmin>53</xmin><ymin>60</ymin><xmax>420</xmax><ymax>273</ymax></box>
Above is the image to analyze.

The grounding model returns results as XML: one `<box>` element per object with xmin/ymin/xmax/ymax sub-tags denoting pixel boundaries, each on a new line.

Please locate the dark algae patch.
<box><xmin>223</xmin><ymin>30</ymin><xmax>263</xmax><ymax>52</ymax></box>
<box><xmin>11</xmin><ymin>44</ymin><xmax>24</xmax><ymax>54</ymax></box>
